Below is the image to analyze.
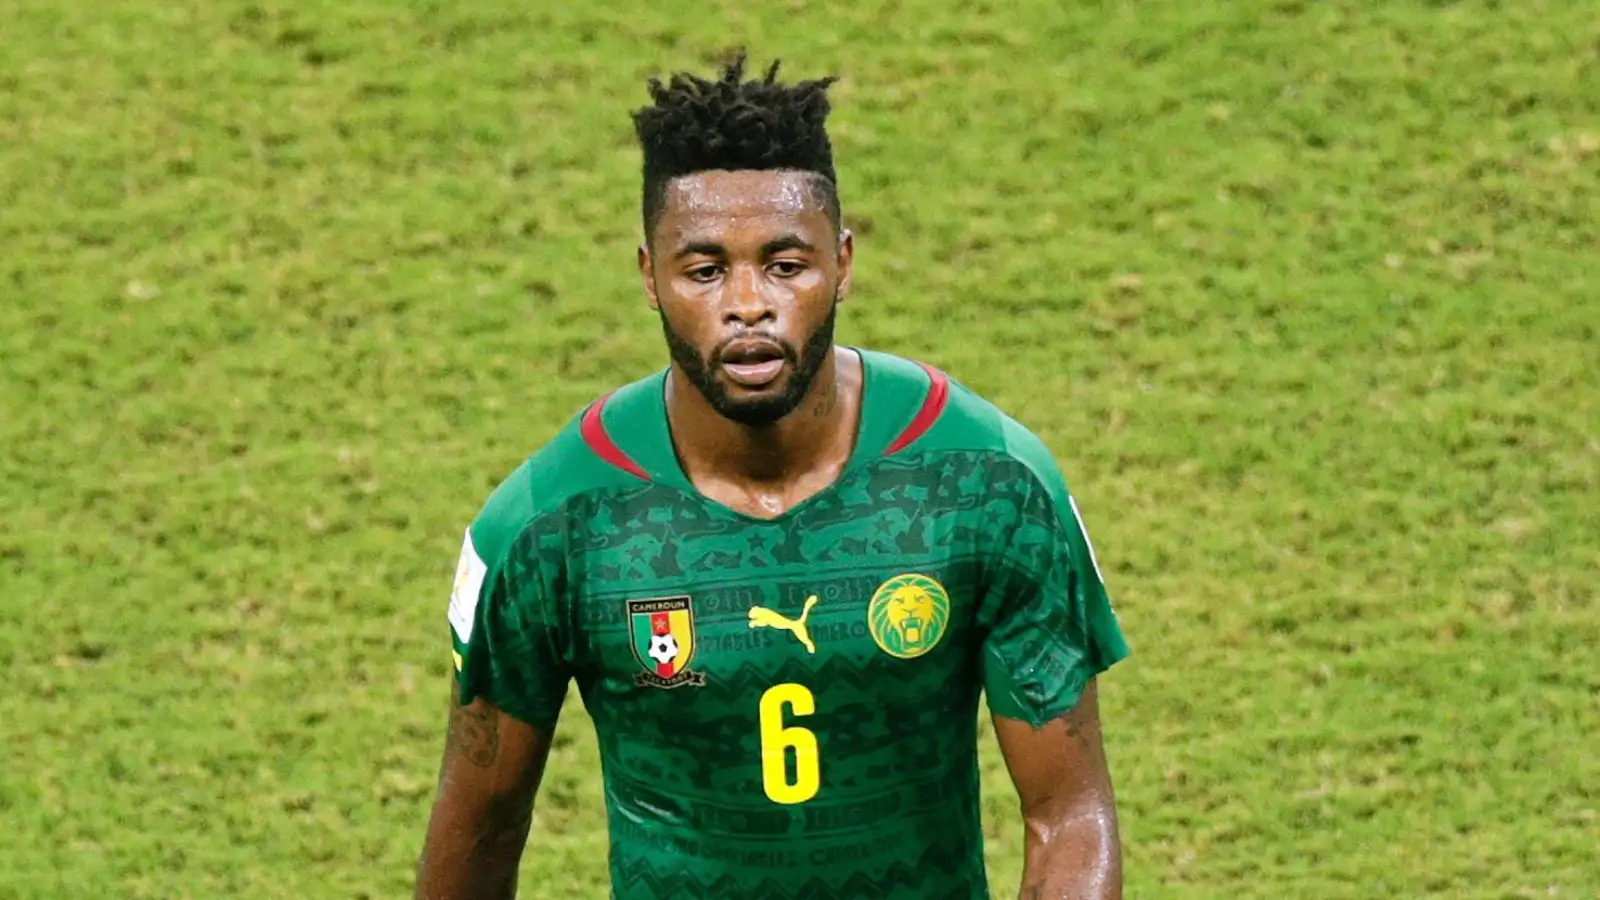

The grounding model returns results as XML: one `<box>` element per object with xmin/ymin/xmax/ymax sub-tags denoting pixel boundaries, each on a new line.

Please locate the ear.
<box><xmin>638</xmin><ymin>243</ymin><xmax>660</xmax><ymax>310</ymax></box>
<box><xmin>835</xmin><ymin>228</ymin><xmax>855</xmax><ymax>303</ymax></box>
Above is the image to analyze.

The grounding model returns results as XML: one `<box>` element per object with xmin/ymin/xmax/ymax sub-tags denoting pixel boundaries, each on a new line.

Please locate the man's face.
<box><xmin>640</xmin><ymin>169</ymin><xmax>853</xmax><ymax>427</ymax></box>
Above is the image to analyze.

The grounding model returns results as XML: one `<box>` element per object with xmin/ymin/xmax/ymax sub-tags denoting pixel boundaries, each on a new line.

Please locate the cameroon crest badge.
<box><xmin>867</xmin><ymin>573</ymin><xmax>951</xmax><ymax>659</ymax></box>
<box><xmin>628</xmin><ymin>595</ymin><xmax>706</xmax><ymax>688</ymax></box>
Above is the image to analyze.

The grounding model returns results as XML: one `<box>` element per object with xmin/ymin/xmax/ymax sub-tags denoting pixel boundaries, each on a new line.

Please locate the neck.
<box><xmin>666</xmin><ymin>347</ymin><xmax>861</xmax><ymax>488</ymax></box>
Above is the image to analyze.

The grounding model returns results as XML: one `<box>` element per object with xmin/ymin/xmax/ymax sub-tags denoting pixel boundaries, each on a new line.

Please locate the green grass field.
<box><xmin>3</xmin><ymin>1</ymin><xmax>1596</xmax><ymax>898</ymax></box>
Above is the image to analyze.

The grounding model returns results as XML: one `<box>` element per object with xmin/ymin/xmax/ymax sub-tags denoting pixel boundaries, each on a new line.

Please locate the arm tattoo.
<box><xmin>1061</xmin><ymin>687</ymin><xmax>1101</xmax><ymax>756</ymax></box>
<box><xmin>477</xmin><ymin>801</ymin><xmax>533</xmax><ymax>857</ymax></box>
<box><xmin>1062</xmin><ymin>711</ymin><xmax>1092</xmax><ymax>754</ymax></box>
<box><xmin>447</xmin><ymin>701</ymin><xmax>501</xmax><ymax>768</ymax></box>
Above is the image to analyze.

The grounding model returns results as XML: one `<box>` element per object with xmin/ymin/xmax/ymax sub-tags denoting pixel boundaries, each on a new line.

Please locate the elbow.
<box><xmin>1022</xmin><ymin>790</ymin><xmax>1120</xmax><ymax>852</ymax></box>
<box><xmin>1021</xmin><ymin>797</ymin><xmax>1124</xmax><ymax>899</ymax></box>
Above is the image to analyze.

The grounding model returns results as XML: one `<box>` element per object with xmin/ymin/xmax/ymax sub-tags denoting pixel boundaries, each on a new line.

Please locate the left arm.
<box><xmin>975</xmin><ymin>444</ymin><xmax>1133</xmax><ymax>899</ymax></box>
<box><xmin>994</xmin><ymin>680</ymin><xmax>1121</xmax><ymax>900</ymax></box>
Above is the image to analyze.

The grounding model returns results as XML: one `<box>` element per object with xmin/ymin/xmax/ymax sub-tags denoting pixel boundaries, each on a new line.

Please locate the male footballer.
<box><xmin>414</xmin><ymin>53</ymin><xmax>1131</xmax><ymax>900</ymax></box>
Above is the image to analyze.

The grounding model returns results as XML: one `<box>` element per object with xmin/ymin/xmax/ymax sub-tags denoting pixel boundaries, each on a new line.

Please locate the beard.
<box><xmin>660</xmin><ymin>297</ymin><xmax>839</xmax><ymax>428</ymax></box>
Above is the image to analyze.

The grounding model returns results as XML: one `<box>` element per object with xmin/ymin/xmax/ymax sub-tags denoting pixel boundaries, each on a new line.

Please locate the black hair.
<box><xmin>631</xmin><ymin>51</ymin><xmax>842</xmax><ymax>238</ymax></box>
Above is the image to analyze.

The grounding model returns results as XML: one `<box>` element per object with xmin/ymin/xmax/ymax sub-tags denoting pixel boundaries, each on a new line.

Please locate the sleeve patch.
<box><xmin>1068</xmin><ymin>495</ymin><xmax>1106</xmax><ymax>585</ymax></box>
<box><xmin>448</xmin><ymin>527</ymin><xmax>488</xmax><ymax>642</ymax></box>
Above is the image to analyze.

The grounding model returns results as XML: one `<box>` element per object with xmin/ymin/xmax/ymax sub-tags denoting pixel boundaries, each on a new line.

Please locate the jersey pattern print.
<box><xmin>448</xmin><ymin>349</ymin><xmax>1130</xmax><ymax>900</ymax></box>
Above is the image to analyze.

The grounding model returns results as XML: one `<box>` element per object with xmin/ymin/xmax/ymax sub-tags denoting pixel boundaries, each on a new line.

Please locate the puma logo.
<box><xmin>748</xmin><ymin>595</ymin><xmax>819</xmax><ymax>654</ymax></box>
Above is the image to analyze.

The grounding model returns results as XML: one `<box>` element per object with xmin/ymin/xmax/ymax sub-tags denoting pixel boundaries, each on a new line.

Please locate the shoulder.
<box><xmin>466</xmin><ymin>382</ymin><xmax>654</xmax><ymax>566</ymax></box>
<box><xmin>877</xmin><ymin>353</ymin><xmax>1072</xmax><ymax>506</ymax></box>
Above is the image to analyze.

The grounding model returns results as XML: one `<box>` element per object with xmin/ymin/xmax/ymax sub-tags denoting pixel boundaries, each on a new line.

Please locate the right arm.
<box><xmin>414</xmin><ymin>692</ymin><xmax>554</xmax><ymax>900</ymax></box>
<box><xmin>419</xmin><ymin>504</ymin><xmax>572</xmax><ymax>898</ymax></box>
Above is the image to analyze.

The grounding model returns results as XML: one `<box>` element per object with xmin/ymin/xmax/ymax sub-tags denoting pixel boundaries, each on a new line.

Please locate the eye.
<box><xmin>684</xmin><ymin>264</ymin><xmax>722</xmax><ymax>283</ymax></box>
<box><xmin>769</xmin><ymin>260</ymin><xmax>807</xmax><ymax>278</ymax></box>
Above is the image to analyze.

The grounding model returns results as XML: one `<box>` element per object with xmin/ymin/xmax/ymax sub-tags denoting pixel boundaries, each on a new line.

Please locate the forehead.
<box><xmin>654</xmin><ymin>170</ymin><xmax>831</xmax><ymax>245</ymax></box>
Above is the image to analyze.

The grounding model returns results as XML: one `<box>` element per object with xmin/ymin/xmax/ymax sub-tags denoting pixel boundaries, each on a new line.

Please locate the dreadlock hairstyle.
<box><xmin>631</xmin><ymin>52</ymin><xmax>842</xmax><ymax>239</ymax></box>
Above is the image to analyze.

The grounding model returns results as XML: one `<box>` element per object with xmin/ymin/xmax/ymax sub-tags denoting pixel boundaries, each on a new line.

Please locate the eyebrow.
<box><xmin>672</xmin><ymin>233</ymin><xmax>818</xmax><ymax>261</ymax></box>
<box><xmin>761</xmin><ymin>233</ymin><xmax>817</xmax><ymax>256</ymax></box>
<box><xmin>673</xmin><ymin>241</ymin><xmax>725</xmax><ymax>261</ymax></box>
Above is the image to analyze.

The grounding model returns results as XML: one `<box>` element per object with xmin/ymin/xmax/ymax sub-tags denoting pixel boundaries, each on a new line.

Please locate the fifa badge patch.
<box><xmin>867</xmin><ymin>573</ymin><xmax>951</xmax><ymax>659</ymax></box>
<box><xmin>627</xmin><ymin>595</ymin><xmax>707</xmax><ymax>688</ymax></box>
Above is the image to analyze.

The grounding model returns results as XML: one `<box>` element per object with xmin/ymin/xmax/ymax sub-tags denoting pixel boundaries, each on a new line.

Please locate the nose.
<box><xmin>721</xmin><ymin>263</ymin><xmax>776</xmax><ymax>327</ymax></box>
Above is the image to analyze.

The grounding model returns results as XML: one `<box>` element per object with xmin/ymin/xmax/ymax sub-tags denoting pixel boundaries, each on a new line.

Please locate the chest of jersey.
<box><xmin>565</xmin><ymin>462</ymin><xmax>994</xmax><ymax>691</ymax></box>
<box><xmin>559</xmin><ymin>463</ymin><xmax>997</xmax><ymax>814</ymax></box>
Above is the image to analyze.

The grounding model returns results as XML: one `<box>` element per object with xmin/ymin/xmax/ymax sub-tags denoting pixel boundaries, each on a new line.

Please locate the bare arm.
<box><xmin>414</xmin><ymin>689</ymin><xmax>554</xmax><ymax>900</ymax></box>
<box><xmin>993</xmin><ymin>679</ymin><xmax>1122</xmax><ymax>900</ymax></box>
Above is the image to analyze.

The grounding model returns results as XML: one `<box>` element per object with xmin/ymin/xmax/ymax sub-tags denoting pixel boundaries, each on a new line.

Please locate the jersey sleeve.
<box><xmin>980</xmin><ymin>443</ymin><xmax>1131</xmax><ymax>727</ymax></box>
<box><xmin>446</xmin><ymin>513</ymin><xmax>573</xmax><ymax>730</ymax></box>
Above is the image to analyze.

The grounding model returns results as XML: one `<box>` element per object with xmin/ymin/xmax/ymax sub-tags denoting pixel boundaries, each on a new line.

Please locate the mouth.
<box><xmin>718</xmin><ymin>338</ymin><xmax>789</xmax><ymax>388</ymax></box>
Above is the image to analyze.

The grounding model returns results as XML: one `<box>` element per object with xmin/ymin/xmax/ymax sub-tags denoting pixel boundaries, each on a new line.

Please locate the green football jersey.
<box><xmin>446</xmin><ymin>348</ymin><xmax>1130</xmax><ymax>900</ymax></box>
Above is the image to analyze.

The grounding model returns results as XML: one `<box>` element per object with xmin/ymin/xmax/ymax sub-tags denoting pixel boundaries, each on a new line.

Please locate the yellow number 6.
<box><xmin>759</xmin><ymin>683</ymin><xmax>820</xmax><ymax>805</ymax></box>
